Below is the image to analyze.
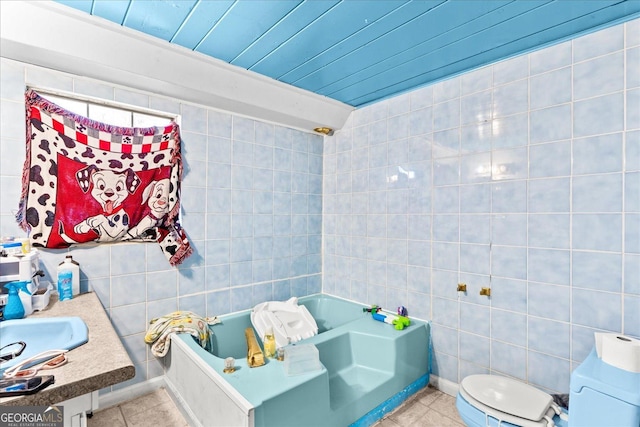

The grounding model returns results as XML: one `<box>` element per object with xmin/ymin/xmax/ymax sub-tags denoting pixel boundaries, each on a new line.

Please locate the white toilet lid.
<box><xmin>460</xmin><ymin>375</ymin><xmax>553</xmax><ymax>422</ymax></box>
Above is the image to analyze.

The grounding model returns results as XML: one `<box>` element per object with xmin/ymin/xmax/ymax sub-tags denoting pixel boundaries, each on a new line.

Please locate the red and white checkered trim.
<box><xmin>30</xmin><ymin>106</ymin><xmax>174</xmax><ymax>154</ymax></box>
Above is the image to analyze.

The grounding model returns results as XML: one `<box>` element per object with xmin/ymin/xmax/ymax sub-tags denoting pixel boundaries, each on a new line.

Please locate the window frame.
<box><xmin>27</xmin><ymin>87</ymin><xmax>179</xmax><ymax>129</ymax></box>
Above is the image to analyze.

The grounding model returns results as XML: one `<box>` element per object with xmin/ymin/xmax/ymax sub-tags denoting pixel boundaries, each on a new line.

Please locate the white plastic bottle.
<box><xmin>57</xmin><ymin>255</ymin><xmax>80</xmax><ymax>296</ymax></box>
<box><xmin>17</xmin><ymin>281</ymin><xmax>34</xmax><ymax>316</ymax></box>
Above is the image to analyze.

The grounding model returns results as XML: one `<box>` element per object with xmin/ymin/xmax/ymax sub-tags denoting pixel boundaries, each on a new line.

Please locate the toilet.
<box><xmin>456</xmin><ymin>347</ymin><xmax>640</xmax><ymax>427</ymax></box>
<box><xmin>456</xmin><ymin>374</ymin><xmax>567</xmax><ymax>427</ymax></box>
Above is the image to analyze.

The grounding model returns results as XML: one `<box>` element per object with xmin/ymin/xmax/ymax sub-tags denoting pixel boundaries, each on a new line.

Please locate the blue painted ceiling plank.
<box><xmin>120</xmin><ymin>0</ymin><xmax>133</xmax><ymax>26</ymax></box>
<box><xmin>332</xmin><ymin>0</ymin><xmax>590</xmax><ymax>103</ymax></box>
<box><xmin>91</xmin><ymin>0</ymin><xmax>131</xmax><ymax>26</ymax></box>
<box><xmin>350</xmin><ymin>4</ymin><xmax>640</xmax><ymax>107</ymax></box>
<box><xmin>55</xmin><ymin>0</ymin><xmax>94</xmax><ymax>14</ymax></box>
<box><xmin>170</xmin><ymin>0</ymin><xmax>235</xmax><ymax>49</ymax></box>
<box><xmin>280</xmin><ymin>0</ymin><xmax>447</xmax><ymax>86</ymax></box>
<box><xmin>249</xmin><ymin>1</ymin><xmax>410</xmax><ymax>78</ymax></box>
<box><xmin>122</xmin><ymin>0</ymin><xmax>198</xmax><ymax>41</ymax></box>
<box><xmin>342</xmin><ymin>1</ymin><xmax>638</xmax><ymax>106</ymax></box>
<box><xmin>231</xmin><ymin>0</ymin><xmax>340</xmax><ymax>69</ymax></box>
<box><xmin>195</xmin><ymin>1</ymin><xmax>304</xmax><ymax>63</ymax></box>
<box><xmin>318</xmin><ymin>1</ymin><xmax>548</xmax><ymax>99</ymax></box>
<box><xmin>51</xmin><ymin>0</ymin><xmax>640</xmax><ymax>107</ymax></box>
<box><xmin>290</xmin><ymin>0</ymin><xmax>511</xmax><ymax>92</ymax></box>
<box><xmin>170</xmin><ymin>0</ymin><xmax>202</xmax><ymax>43</ymax></box>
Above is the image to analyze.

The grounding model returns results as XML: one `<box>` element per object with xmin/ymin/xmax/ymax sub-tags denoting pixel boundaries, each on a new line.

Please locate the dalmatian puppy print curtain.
<box><xmin>17</xmin><ymin>90</ymin><xmax>192</xmax><ymax>266</ymax></box>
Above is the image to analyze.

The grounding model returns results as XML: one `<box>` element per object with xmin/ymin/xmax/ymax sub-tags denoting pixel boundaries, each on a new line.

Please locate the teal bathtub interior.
<box><xmin>167</xmin><ymin>294</ymin><xmax>430</xmax><ymax>427</ymax></box>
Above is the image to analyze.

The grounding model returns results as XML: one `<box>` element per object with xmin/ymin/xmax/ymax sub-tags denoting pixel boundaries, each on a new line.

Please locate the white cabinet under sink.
<box><xmin>59</xmin><ymin>391</ymin><xmax>99</xmax><ymax>427</ymax></box>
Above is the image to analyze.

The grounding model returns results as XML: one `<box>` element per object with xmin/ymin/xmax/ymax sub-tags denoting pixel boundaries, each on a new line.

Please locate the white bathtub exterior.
<box><xmin>165</xmin><ymin>336</ymin><xmax>255</xmax><ymax>427</ymax></box>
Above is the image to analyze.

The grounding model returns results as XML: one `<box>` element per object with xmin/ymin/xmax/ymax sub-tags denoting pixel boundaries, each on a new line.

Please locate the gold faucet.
<box><xmin>245</xmin><ymin>327</ymin><xmax>265</xmax><ymax>368</ymax></box>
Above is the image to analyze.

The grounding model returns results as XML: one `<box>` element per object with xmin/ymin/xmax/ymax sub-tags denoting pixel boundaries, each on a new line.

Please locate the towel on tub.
<box><xmin>144</xmin><ymin>311</ymin><xmax>220</xmax><ymax>357</ymax></box>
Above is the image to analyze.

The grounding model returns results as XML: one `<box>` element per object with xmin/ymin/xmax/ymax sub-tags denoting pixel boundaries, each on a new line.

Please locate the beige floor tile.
<box><xmin>120</xmin><ymin>388</ymin><xmax>173</xmax><ymax>419</ymax></box>
<box><xmin>373</xmin><ymin>416</ymin><xmax>402</xmax><ymax>427</ymax></box>
<box><xmin>410</xmin><ymin>409</ymin><xmax>464</xmax><ymax>427</ymax></box>
<box><xmin>429</xmin><ymin>393</ymin><xmax>463</xmax><ymax>423</ymax></box>
<box><xmin>413</xmin><ymin>386</ymin><xmax>443</xmax><ymax>407</ymax></box>
<box><xmin>125</xmin><ymin>400</ymin><xmax>189</xmax><ymax>427</ymax></box>
<box><xmin>373</xmin><ymin>386</ymin><xmax>463</xmax><ymax>427</ymax></box>
<box><xmin>87</xmin><ymin>406</ymin><xmax>126</xmax><ymax>427</ymax></box>
<box><xmin>388</xmin><ymin>400</ymin><xmax>431</xmax><ymax>427</ymax></box>
<box><xmin>89</xmin><ymin>388</ymin><xmax>187</xmax><ymax>427</ymax></box>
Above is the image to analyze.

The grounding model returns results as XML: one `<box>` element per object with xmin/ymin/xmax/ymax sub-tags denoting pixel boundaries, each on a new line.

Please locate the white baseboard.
<box><xmin>97</xmin><ymin>376</ymin><xmax>165</xmax><ymax>410</ymax></box>
<box><xmin>429</xmin><ymin>375</ymin><xmax>459</xmax><ymax>397</ymax></box>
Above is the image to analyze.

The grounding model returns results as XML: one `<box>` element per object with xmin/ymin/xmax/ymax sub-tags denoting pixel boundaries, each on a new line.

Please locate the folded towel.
<box><xmin>144</xmin><ymin>311</ymin><xmax>220</xmax><ymax>357</ymax></box>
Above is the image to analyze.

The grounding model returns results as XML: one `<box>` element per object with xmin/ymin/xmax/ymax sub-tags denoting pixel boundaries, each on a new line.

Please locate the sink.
<box><xmin>0</xmin><ymin>316</ymin><xmax>88</xmax><ymax>371</ymax></box>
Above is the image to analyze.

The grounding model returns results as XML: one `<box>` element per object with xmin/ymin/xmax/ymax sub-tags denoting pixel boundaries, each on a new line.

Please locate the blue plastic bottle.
<box><xmin>3</xmin><ymin>282</ymin><xmax>25</xmax><ymax>320</ymax></box>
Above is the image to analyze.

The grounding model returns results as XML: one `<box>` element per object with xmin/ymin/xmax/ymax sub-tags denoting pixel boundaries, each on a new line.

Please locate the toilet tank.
<box><xmin>569</xmin><ymin>349</ymin><xmax>640</xmax><ymax>427</ymax></box>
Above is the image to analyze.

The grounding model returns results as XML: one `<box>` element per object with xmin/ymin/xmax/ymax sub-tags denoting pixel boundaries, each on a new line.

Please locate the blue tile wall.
<box><xmin>323</xmin><ymin>18</ymin><xmax>640</xmax><ymax>394</ymax></box>
<box><xmin>0</xmin><ymin>59</ymin><xmax>322</xmax><ymax>389</ymax></box>
<box><xmin>1</xmin><ymin>16</ymin><xmax>638</xmax><ymax>398</ymax></box>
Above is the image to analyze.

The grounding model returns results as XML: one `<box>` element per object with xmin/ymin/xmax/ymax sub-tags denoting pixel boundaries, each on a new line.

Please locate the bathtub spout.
<box><xmin>245</xmin><ymin>327</ymin><xmax>265</xmax><ymax>367</ymax></box>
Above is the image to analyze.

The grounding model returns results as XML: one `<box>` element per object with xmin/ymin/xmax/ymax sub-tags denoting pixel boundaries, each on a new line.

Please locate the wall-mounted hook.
<box><xmin>479</xmin><ymin>287</ymin><xmax>491</xmax><ymax>297</ymax></box>
<box><xmin>457</xmin><ymin>283</ymin><xmax>467</xmax><ymax>293</ymax></box>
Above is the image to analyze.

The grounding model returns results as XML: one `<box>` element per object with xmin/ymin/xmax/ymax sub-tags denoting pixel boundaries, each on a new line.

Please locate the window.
<box><xmin>40</xmin><ymin>92</ymin><xmax>175</xmax><ymax>128</ymax></box>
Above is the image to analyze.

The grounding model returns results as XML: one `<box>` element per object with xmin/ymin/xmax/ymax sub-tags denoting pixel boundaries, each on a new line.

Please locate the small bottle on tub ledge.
<box><xmin>263</xmin><ymin>326</ymin><xmax>276</xmax><ymax>358</ymax></box>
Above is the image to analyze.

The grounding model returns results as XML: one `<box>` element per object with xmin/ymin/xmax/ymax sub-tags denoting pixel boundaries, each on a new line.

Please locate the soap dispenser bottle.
<box><xmin>263</xmin><ymin>326</ymin><xmax>276</xmax><ymax>358</ymax></box>
<box><xmin>3</xmin><ymin>282</ymin><xmax>25</xmax><ymax>320</ymax></box>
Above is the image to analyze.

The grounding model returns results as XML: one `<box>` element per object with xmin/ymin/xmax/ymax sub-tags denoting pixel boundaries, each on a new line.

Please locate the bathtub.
<box><xmin>164</xmin><ymin>294</ymin><xmax>430</xmax><ymax>427</ymax></box>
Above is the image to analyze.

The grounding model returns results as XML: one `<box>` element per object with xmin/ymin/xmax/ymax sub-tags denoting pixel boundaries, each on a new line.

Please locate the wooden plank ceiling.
<box><xmin>54</xmin><ymin>0</ymin><xmax>640</xmax><ymax>107</ymax></box>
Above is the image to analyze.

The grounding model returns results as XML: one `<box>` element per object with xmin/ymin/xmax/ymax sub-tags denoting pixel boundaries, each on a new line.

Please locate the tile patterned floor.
<box><xmin>373</xmin><ymin>385</ymin><xmax>464</xmax><ymax>427</ymax></box>
<box><xmin>88</xmin><ymin>385</ymin><xmax>463</xmax><ymax>427</ymax></box>
<box><xmin>88</xmin><ymin>388</ymin><xmax>188</xmax><ymax>427</ymax></box>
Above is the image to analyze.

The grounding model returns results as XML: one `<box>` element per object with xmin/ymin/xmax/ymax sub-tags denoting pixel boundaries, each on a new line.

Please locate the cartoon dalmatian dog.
<box><xmin>125</xmin><ymin>178</ymin><xmax>171</xmax><ymax>240</ymax></box>
<box><xmin>60</xmin><ymin>165</ymin><xmax>141</xmax><ymax>243</ymax></box>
